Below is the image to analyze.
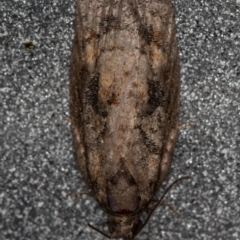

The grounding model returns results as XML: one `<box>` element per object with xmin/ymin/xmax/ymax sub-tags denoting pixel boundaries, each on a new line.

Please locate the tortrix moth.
<box><xmin>69</xmin><ymin>0</ymin><xmax>184</xmax><ymax>239</ymax></box>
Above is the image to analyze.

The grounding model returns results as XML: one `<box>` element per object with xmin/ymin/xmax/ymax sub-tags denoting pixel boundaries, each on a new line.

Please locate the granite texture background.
<box><xmin>1</xmin><ymin>0</ymin><xmax>239</xmax><ymax>239</ymax></box>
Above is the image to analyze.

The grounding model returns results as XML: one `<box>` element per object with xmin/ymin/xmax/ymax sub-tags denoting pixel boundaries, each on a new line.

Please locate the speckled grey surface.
<box><xmin>1</xmin><ymin>0</ymin><xmax>239</xmax><ymax>240</ymax></box>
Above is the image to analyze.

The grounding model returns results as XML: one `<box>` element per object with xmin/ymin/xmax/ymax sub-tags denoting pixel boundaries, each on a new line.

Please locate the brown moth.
<box><xmin>69</xmin><ymin>0</ymin><xmax>182</xmax><ymax>239</ymax></box>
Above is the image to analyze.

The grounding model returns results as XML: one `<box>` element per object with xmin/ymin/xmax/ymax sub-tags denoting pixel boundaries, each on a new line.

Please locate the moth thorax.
<box><xmin>107</xmin><ymin>172</ymin><xmax>141</xmax><ymax>213</ymax></box>
<box><xmin>108</xmin><ymin>214</ymin><xmax>141</xmax><ymax>239</ymax></box>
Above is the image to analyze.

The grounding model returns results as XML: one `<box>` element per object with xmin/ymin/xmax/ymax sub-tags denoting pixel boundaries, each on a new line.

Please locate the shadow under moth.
<box><xmin>69</xmin><ymin>0</ymin><xmax>188</xmax><ymax>239</ymax></box>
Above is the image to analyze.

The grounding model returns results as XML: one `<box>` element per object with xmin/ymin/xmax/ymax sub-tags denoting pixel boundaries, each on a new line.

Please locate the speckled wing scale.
<box><xmin>69</xmin><ymin>0</ymin><xmax>180</xmax><ymax>239</ymax></box>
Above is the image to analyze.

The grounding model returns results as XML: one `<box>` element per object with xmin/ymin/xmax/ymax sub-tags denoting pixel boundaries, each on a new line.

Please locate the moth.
<box><xmin>69</xmin><ymin>0</ymin><xmax>184</xmax><ymax>239</ymax></box>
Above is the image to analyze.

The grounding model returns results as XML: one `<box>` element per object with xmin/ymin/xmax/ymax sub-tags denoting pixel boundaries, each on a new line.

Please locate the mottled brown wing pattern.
<box><xmin>69</xmin><ymin>0</ymin><xmax>180</xmax><ymax>238</ymax></box>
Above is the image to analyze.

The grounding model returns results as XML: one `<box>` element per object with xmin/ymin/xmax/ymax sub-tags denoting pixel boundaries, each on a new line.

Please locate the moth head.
<box><xmin>88</xmin><ymin>176</ymin><xmax>190</xmax><ymax>239</ymax></box>
<box><xmin>106</xmin><ymin>171</ymin><xmax>143</xmax><ymax>239</ymax></box>
<box><xmin>88</xmin><ymin>214</ymin><xmax>142</xmax><ymax>240</ymax></box>
<box><xmin>106</xmin><ymin>176</ymin><xmax>191</xmax><ymax>239</ymax></box>
<box><xmin>107</xmin><ymin>214</ymin><xmax>142</xmax><ymax>239</ymax></box>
